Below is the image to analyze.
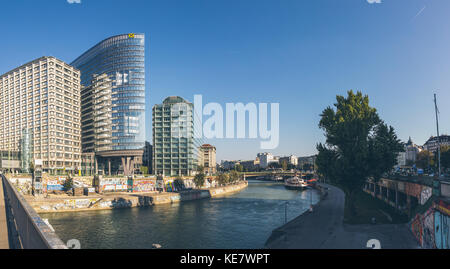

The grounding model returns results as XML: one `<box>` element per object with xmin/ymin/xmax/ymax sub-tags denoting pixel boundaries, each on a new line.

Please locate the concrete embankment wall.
<box><xmin>32</xmin><ymin>181</ymin><xmax>249</xmax><ymax>213</ymax></box>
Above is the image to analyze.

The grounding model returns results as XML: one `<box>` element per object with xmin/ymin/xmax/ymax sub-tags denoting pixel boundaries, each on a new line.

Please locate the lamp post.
<box><xmin>434</xmin><ymin>94</ymin><xmax>441</xmax><ymax>178</ymax></box>
<box><xmin>284</xmin><ymin>202</ymin><xmax>288</xmax><ymax>224</ymax></box>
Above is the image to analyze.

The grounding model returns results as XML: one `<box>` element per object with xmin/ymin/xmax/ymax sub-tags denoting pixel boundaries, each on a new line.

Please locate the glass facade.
<box><xmin>71</xmin><ymin>34</ymin><xmax>146</xmax><ymax>151</ymax></box>
<box><xmin>153</xmin><ymin>96</ymin><xmax>202</xmax><ymax>176</ymax></box>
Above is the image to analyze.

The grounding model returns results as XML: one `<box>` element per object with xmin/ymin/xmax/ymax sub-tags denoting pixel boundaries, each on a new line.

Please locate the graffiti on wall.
<box><xmin>410</xmin><ymin>199</ymin><xmax>450</xmax><ymax>249</ymax></box>
<box><xmin>411</xmin><ymin>214</ymin><xmax>423</xmax><ymax>246</ymax></box>
<box><xmin>434</xmin><ymin>211</ymin><xmax>449</xmax><ymax>249</ymax></box>
<box><xmin>420</xmin><ymin>187</ymin><xmax>432</xmax><ymax>205</ymax></box>
<box><xmin>405</xmin><ymin>182</ymin><xmax>422</xmax><ymax>199</ymax></box>
<box><xmin>133</xmin><ymin>180</ymin><xmax>156</xmax><ymax>192</ymax></box>
<box><xmin>422</xmin><ymin>208</ymin><xmax>435</xmax><ymax>249</ymax></box>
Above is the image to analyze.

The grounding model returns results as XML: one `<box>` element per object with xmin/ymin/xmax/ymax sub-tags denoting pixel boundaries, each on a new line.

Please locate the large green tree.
<box><xmin>316</xmin><ymin>90</ymin><xmax>403</xmax><ymax>215</ymax></box>
<box><xmin>415</xmin><ymin>150</ymin><xmax>434</xmax><ymax>170</ymax></box>
<box><xmin>440</xmin><ymin>145</ymin><xmax>450</xmax><ymax>171</ymax></box>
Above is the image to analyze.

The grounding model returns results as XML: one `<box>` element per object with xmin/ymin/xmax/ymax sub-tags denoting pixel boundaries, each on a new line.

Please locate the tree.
<box><xmin>193</xmin><ymin>173</ymin><xmax>205</xmax><ymax>188</ymax></box>
<box><xmin>197</xmin><ymin>165</ymin><xmax>204</xmax><ymax>174</ymax></box>
<box><xmin>235</xmin><ymin>164</ymin><xmax>244</xmax><ymax>172</ymax></box>
<box><xmin>217</xmin><ymin>173</ymin><xmax>228</xmax><ymax>186</ymax></box>
<box><xmin>229</xmin><ymin>170</ymin><xmax>240</xmax><ymax>183</ymax></box>
<box><xmin>63</xmin><ymin>175</ymin><xmax>74</xmax><ymax>191</ymax></box>
<box><xmin>416</xmin><ymin>150</ymin><xmax>434</xmax><ymax>170</ymax></box>
<box><xmin>316</xmin><ymin>143</ymin><xmax>338</xmax><ymax>182</ymax></box>
<box><xmin>281</xmin><ymin>160</ymin><xmax>288</xmax><ymax>171</ymax></box>
<box><xmin>441</xmin><ymin>146</ymin><xmax>450</xmax><ymax>171</ymax></box>
<box><xmin>174</xmin><ymin>176</ymin><xmax>184</xmax><ymax>191</ymax></box>
<box><xmin>316</xmin><ymin>90</ymin><xmax>403</xmax><ymax>215</ymax></box>
<box><xmin>268</xmin><ymin>162</ymin><xmax>281</xmax><ymax>169</ymax></box>
<box><xmin>140</xmin><ymin>166</ymin><xmax>149</xmax><ymax>175</ymax></box>
<box><xmin>367</xmin><ymin>123</ymin><xmax>404</xmax><ymax>180</ymax></box>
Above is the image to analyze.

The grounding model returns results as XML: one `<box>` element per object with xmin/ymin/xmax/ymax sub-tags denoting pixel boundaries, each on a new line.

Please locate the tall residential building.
<box><xmin>0</xmin><ymin>56</ymin><xmax>82</xmax><ymax>173</ymax></box>
<box><xmin>199</xmin><ymin>144</ymin><xmax>216</xmax><ymax>175</ymax></box>
<box><xmin>152</xmin><ymin>96</ymin><xmax>200</xmax><ymax>176</ymax></box>
<box><xmin>71</xmin><ymin>33</ymin><xmax>146</xmax><ymax>176</ymax></box>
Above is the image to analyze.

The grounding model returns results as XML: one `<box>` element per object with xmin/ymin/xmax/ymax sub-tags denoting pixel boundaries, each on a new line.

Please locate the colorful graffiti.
<box><xmin>133</xmin><ymin>180</ymin><xmax>156</xmax><ymax>192</ymax></box>
<box><xmin>434</xmin><ymin>210</ymin><xmax>449</xmax><ymax>249</ymax></box>
<box><xmin>410</xmin><ymin>199</ymin><xmax>449</xmax><ymax>249</ymax></box>
<box><xmin>422</xmin><ymin>208</ymin><xmax>435</xmax><ymax>249</ymax></box>
<box><xmin>411</xmin><ymin>214</ymin><xmax>423</xmax><ymax>246</ymax></box>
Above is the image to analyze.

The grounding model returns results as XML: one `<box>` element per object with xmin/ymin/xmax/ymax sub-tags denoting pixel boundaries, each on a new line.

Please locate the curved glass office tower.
<box><xmin>72</xmin><ymin>33</ymin><xmax>146</xmax><ymax>151</ymax></box>
<box><xmin>72</xmin><ymin>34</ymin><xmax>146</xmax><ymax>176</ymax></box>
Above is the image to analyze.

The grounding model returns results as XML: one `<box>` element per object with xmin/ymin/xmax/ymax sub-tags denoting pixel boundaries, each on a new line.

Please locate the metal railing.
<box><xmin>1</xmin><ymin>175</ymin><xmax>67</xmax><ymax>249</ymax></box>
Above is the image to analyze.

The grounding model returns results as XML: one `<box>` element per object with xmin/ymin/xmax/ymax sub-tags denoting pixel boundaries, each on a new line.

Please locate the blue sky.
<box><xmin>0</xmin><ymin>0</ymin><xmax>449</xmax><ymax>162</ymax></box>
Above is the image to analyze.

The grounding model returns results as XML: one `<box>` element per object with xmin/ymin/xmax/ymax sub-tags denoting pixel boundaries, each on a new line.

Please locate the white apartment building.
<box><xmin>0</xmin><ymin>57</ymin><xmax>82</xmax><ymax>173</ymax></box>
<box><xmin>257</xmin><ymin>152</ymin><xmax>278</xmax><ymax>168</ymax></box>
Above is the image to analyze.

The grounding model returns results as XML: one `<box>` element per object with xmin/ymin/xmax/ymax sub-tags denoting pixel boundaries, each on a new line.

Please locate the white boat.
<box><xmin>284</xmin><ymin>176</ymin><xmax>308</xmax><ymax>190</ymax></box>
<box><xmin>271</xmin><ymin>175</ymin><xmax>283</xmax><ymax>181</ymax></box>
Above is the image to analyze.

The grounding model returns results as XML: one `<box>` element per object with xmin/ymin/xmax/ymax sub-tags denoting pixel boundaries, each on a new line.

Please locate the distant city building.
<box><xmin>423</xmin><ymin>135</ymin><xmax>450</xmax><ymax>153</ymax></box>
<box><xmin>152</xmin><ymin>96</ymin><xmax>200</xmax><ymax>176</ymax></box>
<box><xmin>405</xmin><ymin>137</ymin><xmax>422</xmax><ymax>164</ymax></box>
<box><xmin>396</xmin><ymin>151</ymin><xmax>407</xmax><ymax>167</ymax></box>
<box><xmin>221</xmin><ymin>160</ymin><xmax>238</xmax><ymax>170</ymax></box>
<box><xmin>298</xmin><ymin>155</ymin><xmax>316</xmax><ymax>169</ymax></box>
<box><xmin>199</xmin><ymin>144</ymin><xmax>216</xmax><ymax>175</ymax></box>
<box><xmin>72</xmin><ymin>33</ymin><xmax>146</xmax><ymax>176</ymax></box>
<box><xmin>239</xmin><ymin>159</ymin><xmax>259</xmax><ymax>171</ymax></box>
<box><xmin>0</xmin><ymin>56</ymin><xmax>82</xmax><ymax>173</ymax></box>
<box><xmin>279</xmin><ymin>155</ymin><xmax>298</xmax><ymax>166</ymax></box>
<box><xmin>257</xmin><ymin>152</ymin><xmax>278</xmax><ymax>168</ymax></box>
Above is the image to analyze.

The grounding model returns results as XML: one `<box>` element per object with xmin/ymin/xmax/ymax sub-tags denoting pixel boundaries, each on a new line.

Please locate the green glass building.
<box><xmin>152</xmin><ymin>96</ymin><xmax>201</xmax><ymax>176</ymax></box>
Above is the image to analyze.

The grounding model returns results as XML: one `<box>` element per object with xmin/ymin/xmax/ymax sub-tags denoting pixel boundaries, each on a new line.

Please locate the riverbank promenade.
<box><xmin>0</xmin><ymin>177</ymin><xmax>10</xmax><ymax>249</ymax></box>
<box><xmin>265</xmin><ymin>183</ymin><xmax>419</xmax><ymax>249</ymax></box>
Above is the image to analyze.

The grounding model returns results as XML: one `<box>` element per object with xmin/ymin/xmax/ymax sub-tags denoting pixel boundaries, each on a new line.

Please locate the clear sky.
<box><xmin>0</xmin><ymin>0</ymin><xmax>449</xmax><ymax>162</ymax></box>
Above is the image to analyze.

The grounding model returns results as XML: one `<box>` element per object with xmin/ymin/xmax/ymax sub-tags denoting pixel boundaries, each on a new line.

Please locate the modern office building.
<box><xmin>81</xmin><ymin>73</ymin><xmax>113</xmax><ymax>153</ymax></box>
<box><xmin>71</xmin><ymin>33</ymin><xmax>146</xmax><ymax>176</ymax></box>
<box><xmin>199</xmin><ymin>144</ymin><xmax>216</xmax><ymax>175</ymax></box>
<box><xmin>0</xmin><ymin>56</ymin><xmax>82</xmax><ymax>173</ymax></box>
<box><xmin>152</xmin><ymin>96</ymin><xmax>200</xmax><ymax>176</ymax></box>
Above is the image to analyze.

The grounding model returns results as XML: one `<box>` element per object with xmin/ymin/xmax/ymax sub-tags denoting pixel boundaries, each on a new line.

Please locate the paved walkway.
<box><xmin>265</xmin><ymin>184</ymin><xmax>419</xmax><ymax>249</ymax></box>
<box><xmin>0</xmin><ymin>176</ymin><xmax>10</xmax><ymax>249</ymax></box>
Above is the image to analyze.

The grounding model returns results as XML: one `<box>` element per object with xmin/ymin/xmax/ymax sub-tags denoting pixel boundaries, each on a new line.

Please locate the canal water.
<box><xmin>40</xmin><ymin>180</ymin><xmax>320</xmax><ymax>249</ymax></box>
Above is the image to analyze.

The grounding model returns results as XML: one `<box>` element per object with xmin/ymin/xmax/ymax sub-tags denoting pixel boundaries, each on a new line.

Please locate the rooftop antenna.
<box><xmin>434</xmin><ymin>93</ymin><xmax>441</xmax><ymax>178</ymax></box>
